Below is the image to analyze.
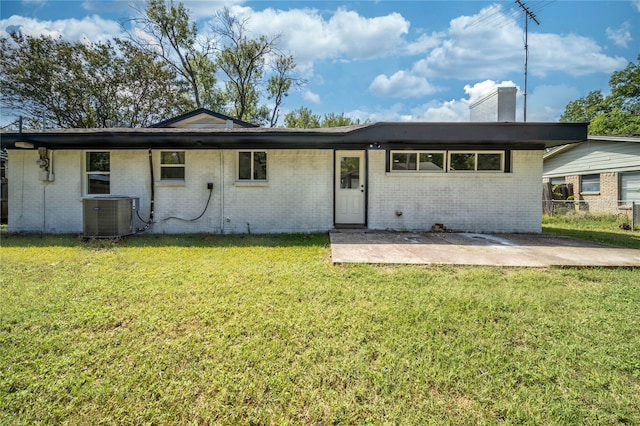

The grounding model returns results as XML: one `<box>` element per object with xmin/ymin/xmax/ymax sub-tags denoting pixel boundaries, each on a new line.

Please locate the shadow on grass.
<box><xmin>0</xmin><ymin>232</ymin><xmax>331</xmax><ymax>249</ymax></box>
<box><xmin>542</xmin><ymin>226</ymin><xmax>640</xmax><ymax>250</ymax></box>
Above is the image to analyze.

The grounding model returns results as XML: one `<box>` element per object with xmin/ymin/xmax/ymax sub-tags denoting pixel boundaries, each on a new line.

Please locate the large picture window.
<box><xmin>238</xmin><ymin>151</ymin><xmax>267</xmax><ymax>181</ymax></box>
<box><xmin>86</xmin><ymin>152</ymin><xmax>110</xmax><ymax>194</ymax></box>
<box><xmin>391</xmin><ymin>151</ymin><xmax>445</xmax><ymax>172</ymax></box>
<box><xmin>160</xmin><ymin>151</ymin><xmax>185</xmax><ymax>180</ymax></box>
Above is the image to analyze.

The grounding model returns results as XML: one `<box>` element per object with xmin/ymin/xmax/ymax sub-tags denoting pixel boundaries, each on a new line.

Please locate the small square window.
<box><xmin>238</xmin><ymin>151</ymin><xmax>267</xmax><ymax>181</ymax></box>
<box><xmin>392</xmin><ymin>153</ymin><xmax>417</xmax><ymax>171</ymax></box>
<box><xmin>450</xmin><ymin>153</ymin><xmax>475</xmax><ymax>171</ymax></box>
<box><xmin>419</xmin><ymin>153</ymin><xmax>444</xmax><ymax>171</ymax></box>
<box><xmin>581</xmin><ymin>174</ymin><xmax>600</xmax><ymax>192</ymax></box>
<box><xmin>160</xmin><ymin>151</ymin><xmax>185</xmax><ymax>180</ymax></box>
<box><xmin>477</xmin><ymin>153</ymin><xmax>502</xmax><ymax>171</ymax></box>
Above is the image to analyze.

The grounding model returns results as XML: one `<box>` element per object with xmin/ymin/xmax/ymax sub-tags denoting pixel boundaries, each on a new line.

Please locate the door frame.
<box><xmin>333</xmin><ymin>149</ymin><xmax>368</xmax><ymax>227</ymax></box>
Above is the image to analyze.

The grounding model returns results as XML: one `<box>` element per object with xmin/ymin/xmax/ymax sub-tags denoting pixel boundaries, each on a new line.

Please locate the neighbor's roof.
<box><xmin>1</xmin><ymin>121</ymin><xmax>588</xmax><ymax>151</ymax></box>
<box><xmin>543</xmin><ymin>134</ymin><xmax>640</xmax><ymax>160</ymax></box>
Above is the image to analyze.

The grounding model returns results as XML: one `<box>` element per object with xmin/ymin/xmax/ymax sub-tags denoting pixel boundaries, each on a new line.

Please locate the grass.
<box><xmin>1</xmin><ymin>232</ymin><xmax>639</xmax><ymax>424</ymax></box>
<box><xmin>543</xmin><ymin>212</ymin><xmax>640</xmax><ymax>249</ymax></box>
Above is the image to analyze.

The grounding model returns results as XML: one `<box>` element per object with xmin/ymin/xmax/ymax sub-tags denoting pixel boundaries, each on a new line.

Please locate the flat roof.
<box><xmin>1</xmin><ymin>122</ymin><xmax>588</xmax><ymax>150</ymax></box>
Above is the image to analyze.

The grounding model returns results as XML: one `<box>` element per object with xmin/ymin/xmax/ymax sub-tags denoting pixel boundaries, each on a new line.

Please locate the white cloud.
<box><xmin>529</xmin><ymin>32</ymin><xmax>628</xmax><ymax>77</ymax></box>
<box><xmin>0</xmin><ymin>15</ymin><xmax>123</xmax><ymax>43</ymax></box>
<box><xmin>606</xmin><ymin>22</ymin><xmax>633</xmax><ymax>48</ymax></box>
<box><xmin>369</xmin><ymin>71</ymin><xmax>439</xmax><ymax>98</ymax></box>
<box><xmin>401</xmin><ymin>3</ymin><xmax>628</xmax><ymax>83</ymax></box>
<box><xmin>633</xmin><ymin>0</ymin><xmax>640</xmax><ymax>13</ymax></box>
<box><xmin>227</xmin><ymin>6</ymin><xmax>411</xmax><ymax>75</ymax></box>
<box><xmin>403</xmin><ymin>32</ymin><xmax>442</xmax><ymax>55</ymax></box>
<box><xmin>302</xmin><ymin>90</ymin><xmax>321</xmax><ymax>104</ymax></box>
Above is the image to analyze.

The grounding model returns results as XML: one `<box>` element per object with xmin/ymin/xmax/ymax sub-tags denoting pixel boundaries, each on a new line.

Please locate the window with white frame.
<box><xmin>449</xmin><ymin>151</ymin><xmax>503</xmax><ymax>172</ymax></box>
<box><xmin>86</xmin><ymin>151</ymin><xmax>110</xmax><ymax>194</ymax></box>
<box><xmin>238</xmin><ymin>151</ymin><xmax>267</xmax><ymax>181</ymax></box>
<box><xmin>160</xmin><ymin>151</ymin><xmax>185</xmax><ymax>180</ymax></box>
<box><xmin>391</xmin><ymin>151</ymin><xmax>445</xmax><ymax>172</ymax></box>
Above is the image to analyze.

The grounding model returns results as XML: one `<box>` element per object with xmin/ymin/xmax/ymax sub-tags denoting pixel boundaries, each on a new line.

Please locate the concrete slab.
<box><xmin>329</xmin><ymin>231</ymin><xmax>640</xmax><ymax>267</ymax></box>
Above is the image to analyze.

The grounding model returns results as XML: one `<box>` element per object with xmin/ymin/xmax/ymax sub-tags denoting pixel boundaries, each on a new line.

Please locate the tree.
<box><xmin>0</xmin><ymin>33</ymin><xmax>187</xmax><ymax>128</ymax></box>
<box><xmin>283</xmin><ymin>107</ymin><xmax>321</xmax><ymax>128</ymax></box>
<box><xmin>284</xmin><ymin>107</ymin><xmax>362</xmax><ymax>128</ymax></box>
<box><xmin>127</xmin><ymin>0</ymin><xmax>222</xmax><ymax>110</ymax></box>
<box><xmin>561</xmin><ymin>55</ymin><xmax>640</xmax><ymax>134</ymax></box>
<box><xmin>267</xmin><ymin>55</ymin><xmax>296</xmax><ymax>128</ymax></box>
<box><xmin>213</xmin><ymin>7</ymin><xmax>297</xmax><ymax>126</ymax></box>
<box><xmin>321</xmin><ymin>112</ymin><xmax>361</xmax><ymax>128</ymax></box>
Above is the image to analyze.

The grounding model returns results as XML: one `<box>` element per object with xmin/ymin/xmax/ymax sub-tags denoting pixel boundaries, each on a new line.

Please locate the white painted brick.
<box><xmin>367</xmin><ymin>150</ymin><xmax>543</xmax><ymax>233</ymax></box>
<box><xmin>8</xmin><ymin>147</ymin><xmax>543</xmax><ymax>234</ymax></box>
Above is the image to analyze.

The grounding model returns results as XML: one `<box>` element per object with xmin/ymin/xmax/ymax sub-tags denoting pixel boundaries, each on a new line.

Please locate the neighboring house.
<box><xmin>1</xmin><ymin>111</ymin><xmax>586</xmax><ymax>235</ymax></box>
<box><xmin>543</xmin><ymin>135</ymin><xmax>640</xmax><ymax>214</ymax></box>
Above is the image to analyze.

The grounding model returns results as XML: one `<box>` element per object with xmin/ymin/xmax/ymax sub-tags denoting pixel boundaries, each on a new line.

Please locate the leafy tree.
<box><xmin>0</xmin><ymin>33</ymin><xmax>187</xmax><ymax>128</ymax></box>
<box><xmin>283</xmin><ymin>107</ymin><xmax>321</xmax><ymax>128</ymax></box>
<box><xmin>267</xmin><ymin>55</ymin><xmax>296</xmax><ymax>128</ymax></box>
<box><xmin>127</xmin><ymin>0</ymin><xmax>222</xmax><ymax>110</ymax></box>
<box><xmin>284</xmin><ymin>107</ymin><xmax>362</xmax><ymax>128</ymax></box>
<box><xmin>213</xmin><ymin>7</ymin><xmax>297</xmax><ymax>126</ymax></box>
<box><xmin>322</xmin><ymin>112</ymin><xmax>361</xmax><ymax>128</ymax></box>
<box><xmin>561</xmin><ymin>55</ymin><xmax>640</xmax><ymax>134</ymax></box>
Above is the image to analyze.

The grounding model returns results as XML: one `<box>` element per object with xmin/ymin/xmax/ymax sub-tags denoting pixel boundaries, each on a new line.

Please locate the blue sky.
<box><xmin>1</xmin><ymin>0</ymin><xmax>639</xmax><ymax>125</ymax></box>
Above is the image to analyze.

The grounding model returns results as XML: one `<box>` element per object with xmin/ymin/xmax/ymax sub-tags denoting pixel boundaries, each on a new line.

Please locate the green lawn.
<box><xmin>543</xmin><ymin>213</ymin><xmax>640</xmax><ymax>249</ymax></box>
<box><xmin>1</xmin><ymin>232</ymin><xmax>639</xmax><ymax>424</ymax></box>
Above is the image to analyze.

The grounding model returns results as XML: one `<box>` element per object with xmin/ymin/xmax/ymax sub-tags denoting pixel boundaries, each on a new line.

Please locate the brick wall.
<box><xmin>367</xmin><ymin>150</ymin><xmax>543</xmax><ymax>233</ymax></box>
<box><xmin>9</xmin><ymin>147</ymin><xmax>544</xmax><ymax>234</ymax></box>
<box><xmin>8</xmin><ymin>148</ymin><xmax>334</xmax><ymax>234</ymax></box>
<box><xmin>220</xmin><ymin>150</ymin><xmax>333</xmax><ymax>234</ymax></box>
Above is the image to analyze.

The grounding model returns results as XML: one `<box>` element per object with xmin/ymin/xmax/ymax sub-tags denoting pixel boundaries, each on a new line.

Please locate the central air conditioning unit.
<box><xmin>82</xmin><ymin>196</ymin><xmax>139</xmax><ymax>238</ymax></box>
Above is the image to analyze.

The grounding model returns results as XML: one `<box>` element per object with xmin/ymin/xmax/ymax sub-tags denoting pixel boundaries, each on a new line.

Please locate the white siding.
<box><xmin>544</xmin><ymin>141</ymin><xmax>640</xmax><ymax>177</ymax></box>
<box><xmin>368</xmin><ymin>150</ymin><xmax>543</xmax><ymax>233</ymax></box>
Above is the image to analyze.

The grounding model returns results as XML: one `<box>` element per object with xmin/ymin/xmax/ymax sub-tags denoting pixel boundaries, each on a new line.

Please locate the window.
<box><xmin>86</xmin><ymin>152</ymin><xmax>110</xmax><ymax>194</ymax></box>
<box><xmin>581</xmin><ymin>174</ymin><xmax>600</xmax><ymax>193</ymax></box>
<box><xmin>160</xmin><ymin>151</ymin><xmax>185</xmax><ymax>180</ymax></box>
<box><xmin>238</xmin><ymin>151</ymin><xmax>267</xmax><ymax>181</ymax></box>
<box><xmin>449</xmin><ymin>152</ymin><xmax>503</xmax><ymax>172</ymax></box>
<box><xmin>391</xmin><ymin>151</ymin><xmax>445</xmax><ymax>172</ymax></box>
<box><xmin>550</xmin><ymin>177</ymin><xmax>565</xmax><ymax>185</ymax></box>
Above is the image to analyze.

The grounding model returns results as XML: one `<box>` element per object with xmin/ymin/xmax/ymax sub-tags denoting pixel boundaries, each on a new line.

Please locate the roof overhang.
<box><xmin>1</xmin><ymin>122</ymin><xmax>588</xmax><ymax>151</ymax></box>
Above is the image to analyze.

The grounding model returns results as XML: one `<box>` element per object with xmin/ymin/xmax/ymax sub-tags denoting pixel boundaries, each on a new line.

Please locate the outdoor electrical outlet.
<box><xmin>207</xmin><ymin>182</ymin><xmax>214</xmax><ymax>190</ymax></box>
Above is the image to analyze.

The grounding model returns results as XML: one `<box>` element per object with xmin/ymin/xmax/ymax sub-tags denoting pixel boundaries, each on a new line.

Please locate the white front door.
<box><xmin>335</xmin><ymin>150</ymin><xmax>366</xmax><ymax>225</ymax></box>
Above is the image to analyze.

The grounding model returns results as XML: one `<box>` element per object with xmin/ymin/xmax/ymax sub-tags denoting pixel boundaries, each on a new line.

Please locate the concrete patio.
<box><xmin>329</xmin><ymin>230</ymin><xmax>640</xmax><ymax>267</ymax></box>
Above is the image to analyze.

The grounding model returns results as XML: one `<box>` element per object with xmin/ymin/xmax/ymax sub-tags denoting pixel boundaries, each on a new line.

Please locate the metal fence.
<box><xmin>544</xmin><ymin>199</ymin><xmax>639</xmax><ymax>230</ymax></box>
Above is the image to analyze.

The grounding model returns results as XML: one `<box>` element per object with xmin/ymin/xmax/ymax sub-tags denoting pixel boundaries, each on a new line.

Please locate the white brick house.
<box><xmin>1</xmin><ymin>111</ymin><xmax>587</xmax><ymax>235</ymax></box>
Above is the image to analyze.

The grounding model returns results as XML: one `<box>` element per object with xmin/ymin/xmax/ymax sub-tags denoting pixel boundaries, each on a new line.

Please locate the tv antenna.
<box><xmin>516</xmin><ymin>0</ymin><xmax>540</xmax><ymax>122</ymax></box>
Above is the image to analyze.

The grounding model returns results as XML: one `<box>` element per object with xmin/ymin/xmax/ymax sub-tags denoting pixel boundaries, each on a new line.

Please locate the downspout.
<box><xmin>42</xmin><ymin>150</ymin><xmax>54</xmax><ymax>232</ymax></box>
<box><xmin>220</xmin><ymin>150</ymin><xmax>224</xmax><ymax>234</ymax></box>
<box><xmin>148</xmin><ymin>147</ymin><xmax>155</xmax><ymax>223</ymax></box>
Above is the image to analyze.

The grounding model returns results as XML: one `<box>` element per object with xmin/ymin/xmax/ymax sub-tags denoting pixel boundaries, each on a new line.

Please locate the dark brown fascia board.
<box><xmin>1</xmin><ymin>122</ymin><xmax>587</xmax><ymax>151</ymax></box>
